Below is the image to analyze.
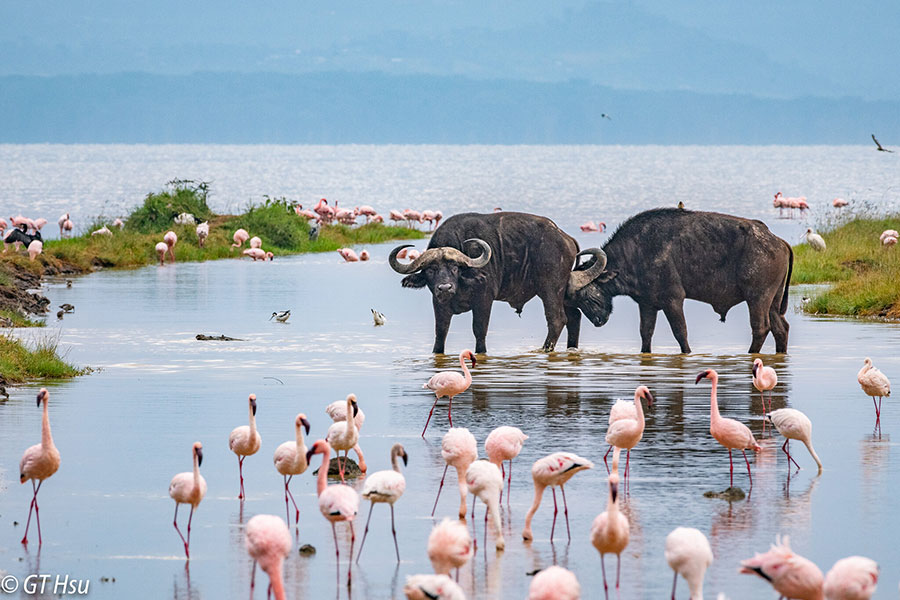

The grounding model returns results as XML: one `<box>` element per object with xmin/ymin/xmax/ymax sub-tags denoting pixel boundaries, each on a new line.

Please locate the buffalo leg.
<box><xmin>564</xmin><ymin>304</ymin><xmax>581</xmax><ymax>349</ymax></box>
<box><xmin>769</xmin><ymin>307</ymin><xmax>789</xmax><ymax>353</ymax></box>
<box><xmin>747</xmin><ymin>299</ymin><xmax>771</xmax><ymax>353</ymax></box>
<box><xmin>662</xmin><ymin>301</ymin><xmax>691</xmax><ymax>353</ymax></box>
<box><xmin>638</xmin><ymin>303</ymin><xmax>658</xmax><ymax>353</ymax></box>
<box><xmin>471</xmin><ymin>301</ymin><xmax>492</xmax><ymax>355</ymax></box>
<box><xmin>432</xmin><ymin>301</ymin><xmax>453</xmax><ymax>354</ymax></box>
<box><xmin>540</xmin><ymin>295</ymin><xmax>567</xmax><ymax>352</ymax></box>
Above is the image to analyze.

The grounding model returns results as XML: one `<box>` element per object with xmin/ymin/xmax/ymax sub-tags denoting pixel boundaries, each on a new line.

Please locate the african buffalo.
<box><xmin>4</xmin><ymin>225</ymin><xmax>41</xmax><ymax>251</ymax></box>
<box><xmin>389</xmin><ymin>212</ymin><xmax>605</xmax><ymax>354</ymax></box>
<box><xmin>573</xmin><ymin>208</ymin><xmax>792</xmax><ymax>353</ymax></box>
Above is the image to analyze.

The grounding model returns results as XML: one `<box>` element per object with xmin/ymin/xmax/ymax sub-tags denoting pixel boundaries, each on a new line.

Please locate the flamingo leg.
<box><xmin>422</xmin><ymin>396</ymin><xmax>440</xmax><ymax>437</ymax></box>
<box><xmin>448</xmin><ymin>395</ymin><xmax>453</xmax><ymax>427</ymax></box>
<box><xmin>285</xmin><ymin>475</ymin><xmax>300</xmax><ymax>525</ymax></box>
<box><xmin>185</xmin><ymin>505</ymin><xmax>196</xmax><ymax>557</ymax></box>
<box><xmin>560</xmin><ymin>485</ymin><xmax>571</xmax><ymax>541</ymax></box>
<box><xmin>603</xmin><ymin>444</ymin><xmax>612</xmax><ymax>474</ymax></box>
<box><xmin>671</xmin><ymin>569</ymin><xmax>678</xmax><ymax>599</ymax></box>
<box><xmin>499</xmin><ymin>462</ymin><xmax>505</xmax><ymax>504</ymax></box>
<box><xmin>507</xmin><ymin>459</ymin><xmax>513</xmax><ymax>506</ymax></box>
<box><xmin>742</xmin><ymin>449</ymin><xmax>753</xmax><ymax>487</ymax></box>
<box><xmin>21</xmin><ymin>479</ymin><xmax>42</xmax><ymax>545</ymax></box>
<box><xmin>237</xmin><ymin>455</ymin><xmax>245</xmax><ymax>499</ymax></box>
<box><xmin>616</xmin><ymin>552</ymin><xmax>621</xmax><ymax>589</ymax></box>
<box><xmin>625</xmin><ymin>449</ymin><xmax>631</xmax><ymax>490</ymax></box>
<box><xmin>348</xmin><ymin>522</ymin><xmax>355</xmax><ymax>587</ymax></box>
<box><xmin>172</xmin><ymin>503</ymin><xmax>189</xmax><ymax>557</ymax></box>
<box><xmin>728</xmin><ymin>449</ymin><xmax>734</xmax><ymax>488</ymax></box>
<box><xmin>390</xmin><ymin>504</ymin><xmax>400</xmax><ymax>562</ymax></box>
<box><xmin>472</xmin><ymin>494</ymin><xmax>476</xmax><ymax>519</ymax></box>
<box><xmin>601</xmin><ymin>554</ymin><xmax>609</xmax><ymax>597</ymax></box>
<box><xmin>432</xmin><ymin>465</ymin><xmax>449</xmax><ymax>516</ymax></box>
<box><xmin>331</xmin><ymin>522</ymin><xmax>340</xmax><ymax>561</ymax></box>
<box><xmin>356</xmin><ymin>502</ymin><xmax>374</xmax><ymax>564</ymax></box>
<box><xmin>782</xmin><ymin>440</ymin><xmax>801</xmax><ymax>470</ymax></box>
<box><xmin>250</xmin><ymin>560</ymin><xmax>257</xmax><ymax>590</ymax></box>
<box><xmin>550</xmin><ymin>487</ymin><xmax>558</xmax><ymax>542</ymax></box>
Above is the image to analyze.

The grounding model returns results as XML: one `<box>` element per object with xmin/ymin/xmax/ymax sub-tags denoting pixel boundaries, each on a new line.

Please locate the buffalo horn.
<box><xmin>568</xmin><ymin>248</ymin><xmax>608</xmax><ymax>293</ymax></box>
<box><xmin>461</xmin><ymin>238</ymin><xmax>492</xmax><ymax>268</ymax></box>
<box><xmin>389</xmin><ymin>239</ymin><xmax>492</xmax><ymax>274</ymax></box>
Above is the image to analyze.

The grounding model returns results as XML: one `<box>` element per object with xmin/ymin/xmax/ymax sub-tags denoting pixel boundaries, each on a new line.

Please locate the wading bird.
<box><xmin>272</xmin><ymin>413</ymin><xmax>310</xmax><ymax>525</ymax></box>
<box><xmin>19</xmin><ymin>388</ymin><xmax>61</xmax><ymax>546</ymax></box>
<box><xmin>307</xmin><ymin>439</ymin><xmax>359</xmax><ymax>585</ymax></box>
<box><xmin>371</xmin><ymin>308</ymin><xmax>386</xmax><ymax>326</ymax></box>
<box><xmin>155</xmin><ymin>241</ymin><xmax>168</xmax><ymax>265</ymax></box>
<box><xmin>766</xmin><ymin>408</ymin><xmax>823</xmax><ymax>473</ymax></box>
<box><xmin>245</xmin><ymin>514</ymin><xmax>291</xmax><ymax>600</ymax></box>
<box><xmin>752</xmin><ymin>358</ymin><xmax>778</xmax><ymax>412</ymax></box>
<box><xmin>857</xmin><ymin>357</ymin><xmax>891</xmax><ymax>422</ymax></box>
<box><xmin>403</xmin><ymin>574</ymin><xmax>465</xmax><ymax>600</ymax></box>
<box><xmin>522</xmin><ymin>451</ymin><xmax>593</xmax><ymax>542</ymax></box>
<box><xmin>427</xmin><ymin>518</ymin><xmax>472</xmax><ymax>577</ymax></box>
<box><xmin>484</xmin><ymin>425</ymin><xmax>527</xmax><ymax>504</ymax></box>
<box><xmin>326</xmin><ymin>394</ymin><xmax>361</xmax><ymax>482</ymax></box>
<box><xmin>740</xmin><ymin>536</ymin><xmax>823</xmax><ymax>600</ymax></box>
<box><xmin>422</xmin><ymin>349</ymin><xmax>476</xmax><ymax>436</ymax></box>
<box><xmin>196</xmin><ymin>221</ymin><xmax>209</xmax><ymax>247</ymax></box>
<box><xmin>27</xmin><ymin>240</ymin><xmax>42</xmax><ymax>261</ymax></box>
<box><xmin>250</xmin><ymin>236</ymin><xmax>262</xmax><ymax>249</ymax></box>
<box><xmin>805</xmin><ymin>228</ymin><xmax>827</xmax><ymax>252</ymax></box>
<box><xmin>823</xmin><ymin>556</ymin><xmax>879</xmax><ymax>600</ymax></box>
<box><xmin>465</xmin><ymin>459</ymin><xmax>505</xmax><ymax>551</ymax></box>
<box><xmin>665</xmin><ymin>527</ymin><xmax>714</xmax><ymax>600</ymax></box>
<box><xmin>325</xmin><ymin>398</ymin><xmax>367</xmax><ymax>473</ymax></box>
<box><xmin>591</xmin><ymin>447</ymin><xmax>629</xmax><ymax>596</ymax></box>
<box><xmin>269</xmin><ymin>310</ymin><xmax>291</xmax><ymax>323</ymax></box>
<box><xmin>232</xmin><ymin>228</ymin><xmax>249</xmax><ymax>248</ymax></box>
<box><xmin>229</xmin><ymin>394</ymin><xmax>261</xmax><ymax>499</ymax></box>
<box><xmin>357</xmin><ymin>443</ymin><xmax>408</xmax><ymax>562</ymax></box>
<box><xmin>432</xmin><ymin>427</ymin><xmax>477</xmax><ymax>519</ymax></box>
<box><xmin>604</xmin><ymin>386</ymin><xmax>654</xmax><ymax>486</ymax></box>
<box><xmin>163</xmin><ymin>231</ymin><xmax>177</xmax><ymax>262</ymax></box>
<box><xmin>696</xmin><ymin>370</ymin><xmax>761</xmax><ymax>489</ymax></box>
<box><xmin>528</xmin><ymin>566</ymin><xmax>581</xmax><ymax>600</ymax></box>
<box><xmin>168</xmin><ymin>441</ymin><xmax>206</xmax><ymax>558</ymax></box>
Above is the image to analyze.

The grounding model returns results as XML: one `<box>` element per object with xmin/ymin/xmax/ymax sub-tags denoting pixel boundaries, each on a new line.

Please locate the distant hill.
<box><xmin>1</xmin><ymin>72</ymin><xmax>897</xmax><ymax>144</ymax></box>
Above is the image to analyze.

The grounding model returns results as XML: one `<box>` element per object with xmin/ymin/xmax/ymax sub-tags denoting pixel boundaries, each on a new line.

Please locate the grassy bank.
<box><xmin>793</xmin><ymin>216</ymin><xmax>900</xmax><ymax>317</ymax></box>
<box><xmin>0</xmin><ymin>333</ymin><xmax>86</xmax><ymax>383</ymax></box>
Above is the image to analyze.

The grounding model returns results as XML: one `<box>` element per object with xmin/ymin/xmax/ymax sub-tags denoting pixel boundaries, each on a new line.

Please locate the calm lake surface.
<box><xmin>1</xmin><ymin>145</ymin><xmax>899</xmax><ymax>599</ymax></box>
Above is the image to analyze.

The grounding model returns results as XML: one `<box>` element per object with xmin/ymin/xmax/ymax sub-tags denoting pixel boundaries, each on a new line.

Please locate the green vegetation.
<box><xmin>793</xmin><ymin>215</ymin><xmax>900</xmax><ymax>318</ymax></box>
<box><xmin>126</xmin><ymin>179</ymin><xmax>214</xmax><ymax>233</ymax></box>
<box><xmin>0</xmin><ymin>333</ymin><xmax>86</xmax><ymax>383</ymax></box>
<box><xmin>0</xmin><ymin>310</ymin><xmax>45</xmax><ymax>328</ymax></box>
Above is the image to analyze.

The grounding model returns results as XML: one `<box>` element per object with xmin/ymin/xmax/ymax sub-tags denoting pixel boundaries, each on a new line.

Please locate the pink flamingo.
<box><xmin>823</xmin><ymin>556</ymin><xmax>879</xmax><ymax>600</ymax></box>
<box><xmin>403</xmin><ymin>574</ymin><xmax>465</xmax><ymax>600</ymax></box>
<box><xmin>314</xmin><ymin>199</ymin><xmax>335</xmax><ymax>223</ymax></box>
<box><xmin>338</xmin><ymin>248</ymin><xmax>360</xmax><ymax>262</ymax></box>
<box><xmin>357</xmin><ymin>443</ymin><xmax>408</xmax><ymax>562</ymax></box>
<box><xmin>229</xmin><ymin>394</ymin><xmax>261</xmax><ymax>499</ymax></box>
<box><xmin>528</xmin><ymin>566</ymin><xmax>581</xmax><ymax>600</ymax></box>
<box><xmin>465</xmin><ymin>459</ymin><xmax>505</xmax><ymax>551</ymax></box>
<box><xmin>484</xmin><ymin>425</ymin><xmax>528</xmax><ymax>504</ymax></box>
<box><xmin>883</xmin><ymin>235</ymin><xmax>898</xmax><ymax>248</ymax></box>
<box><xmin>58</xmin><ymin>213</ymin><xmax>70</xmax><ymax>236</ymax></box>
<box><xmin>298</xmin><ymin>209</ymin><xmax>319</xmax><ymax>221</ymax></box>
<box><xmin>433</xmin><ymin>211</ymin><xmax>443</xmax><ymax>229</ymax></box>
<box><xmin>359</xmin><ymin>250</ymin><xmax>370</xmax><ymax>261</ymax></box>
<box><xmin>249</xmin><ymin>235</ymin><xmax>262</xmax><ymax>249</ymax></box>
<box><xmin>272</xmin><ymin>413</ymin><xmax>310</xmax><ymax>526</ymax></box>
<box><xmin>245</xmin><ymin>514</ymin><xmax>291</xmax><ymax>600</ymax></box>
<box><xmin>372</xmin><ymin>214</ymin><xmax>384</xmax><ymax>224</ymax></box>
<box><xmin>27</xmin><ymin>240</ymin><xmax>43</xmax><ymax>261</ymax></box>
<box><xmin>113</xmin><ymin>218</ymin><xmax>125</xmax><ymax>229</ymax></box>
<box><xmin>356</xmin><ymin>205</ymin><xmax>377</xmax><ymax>223</ymax></box>
<box><xmin>603</xmin><ymin>389</ymin><xmax>653</xmax><ymax>471</ymax></box>
<box><xmin>389</xmin><ymin>209</ymin><xmax>406</xmax><ymax>225</ymax></box>
<box><xmin>19</xmin><ymin>388</ymin><xmax>61</xmax><ymax>546</ymax></box>
<box><xmin>604</xmin><ymin>386</ymin><xmax>653</xmax><ymax>486</ymax></box>
<box><xmin>32</xmin><ymin>218</ymin><xmax>48</xmax><ymax>231</ymax></box>
<box><xmin>243</xmin><ymin>248</ymin><xmax>267</xmax><ymax>261</ymax></box>
<box><xmin>403</xmin><ymin>209</ymin><xmax>423</xmax><ymax>228</ymax></box>
<box><xmin>155</xmin><ymin>242</ymin><xmax>168</xmax><ymax>265</ymax></box>
<box><xmin>580</xmin><ymin>221</ymin><xmax>607</xmax><ymax>233</ymax></box>
<box><xmin>740</xmin><ymin>536</ymin><xmax>824</xmax><ymax>600</ymax></box>
<box><xmin>325</xmin><ymin>399</ymin><xmax>367</xmax><ymax>474</ymax></box>
<box><xmin>163</xmin><ymin>231</ymin><xmax>177</xmax><ymax>263</ymax></box>
<box><xmin>665</xmin><ymin>527</ymin><xmax>713</xmax><ymax>600</ymax></box>
<box><xmin>306</xmin><ymin>439</ymin><xmax>360</xmax><ymax>585</ymax></box>
<box><xmin>696</xmin><ymin>369</ymin><xmax>761</xmax><ymax>489</ymax></box>
<box><xmin>406</xmin><ymin>249</ymin><xmax>421</xmax><ymax>260</ymax></box>
<box><xmin>62</xmin><ymin>218</ymin><xmax>74</xmax><ymax>237</ymax></box>
<box><xmin>857</xmin><ymin>357</ymin><xmax>891</xmax><ymax>422</ymax></box>
<box><xmin>0</xmin><ymin>217</ymin><xmax>7</xmax><ymax>237</ymax></box>
<box><xmin>432</xmin><ymin>427</ymin><xmax>477</xmax><ymax>519</ymax></box>
<box><xmin>591</xmin><ymin>447</ymin><xmax>629</xmax><ymax>596</ymax></box>
<box><xmin>879</xmin><ymin>229</ymin><xmax>899</xmax><ymax>243</ymax></box>
<box><xmin>427</xmin><ymin>518</ymin><xmax>472</xmax><ymax>577</ymax></box>
<box><xmin>232</xmin><ymin>228</ymin><xmax>249</xmax><ymax>248</ymax></box>
<box><xmin>422</xmin><ymin>210</ymin><xmax>437</xmax><ymax>230</ymax></box>
<box><xmin>522</xmin><ymin>451</ymin><xmax>593</xmax><ymax>542</ymax></box>
<box><xmin>833</xmin><ymin>198</ymin><xmax>849</xmax><ymax>208</ymax></box>
<box><xmin>766</xmin><ymin>408</ymin><xmax>823</xmax><ymax>473</ymax></box>
<box><xmin>168</xmin><ymin>441</ymin><xmax>207</xmax><ymax>558</ymax></box>
<box><xmin>325</xmin><ymin>394</ymin><xmax>361</xmax><ymax>482</ymax></box>
<box><xmin>421</xmin><ymin>349</ymin><xmax>476</xmax><ymax>436</ymax></box>
<box><xmin>752</xmin><ymin>358</ymin><xmax>778</xmax><ymax>412</ymax></box>
<box><xmin>195</xmin><ymin>221</ymin><xmax>209</xmax><ymax>247</ymax></box>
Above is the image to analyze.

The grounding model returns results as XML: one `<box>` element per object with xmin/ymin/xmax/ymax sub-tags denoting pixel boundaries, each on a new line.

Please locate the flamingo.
<box><xmin>168</xmin><ymin>441</ymin><xmax>207</xmax><ymax>558</ymax></box>
<box><xmin>696</xmin><ymin>370</ymin><xmax>761</xmax><ymax>489</ymax></box>
<box><xmin>19</xmin><ymin>388</ymin><xmax>61</xmax><ymax>546</ymax></box>
<box><xmin>591</xmin><ymin>447</ymin><xmax>629</xmax><ymax>595</ymax></box>
<box><xmin>465</xmin><ymin>459</ymin><xmax>505</xmax><ymax>551</ymax></box>
<box><xmin>113</xmin><ymin>217</ymin><xmax>125</xmax><ymax>229</ymax></box>
<box><xmin>243</xmin><ymin>248</ymin><xmax>267</xmax><ymax>261</ymax></box>
<box><xmin>422</xmin><ymin>210</ymin><xmax>437</xmax><ymax>230</ymax></box>
<box><xmin>298</xmin><ymin>209</ymin><xmax>319</xmax><ymax>221</ymax></box>
<box><xmin>325</xmin><ymin>394</ymin><xmax>361</xmax><ymax>482</ymax></box>
<box><xmin>528</xmin><ymin>566</ymin><xmax>581</xmax><ymax>600</ymax></box>
<box><xmin>163</xmin><ymin>230</ymin><xmax>177</xmax><ymax>262</ymax></box>
<box><xmin>357</xmin><ymin>443</ymin><xmax>408</xmax><ymax>562</ymax></box>
<box><xmin>155</xmin><ymin>242</ymin><xmax>168</xmax><ymax>265</ymax></box>
<box><xmin>665</xmin><ymin>527</ymin><xmax>714</xmax><ymax>600</ymax></box>
<box><xmin>580</xmin><ymin>221</ymin><xmax>607</xmax><ymax>233</ymax></box>
<box><xmin>314</xmin><ymin>198</ymin><xmax>335</xmax><ymax>223</ymax></box>
<box><xmin>406</xmin><ymin>249</ymin><xmax>421</xmax><ymax>260</ymax></box>
<box><xmin>91</xmin><ymin>225</ymin><xmax>113</xmax><ymax>237</ymax></box>
<box><xmin>432</xmin><ymin>427</ymin><xmax>477</xmax><ymax>519</ymax></box>
<box><xmin>832</xmin><ymin>198</ymin><xmax>849</xmax><ymax>208</ymax></box>
<box><xmin>752</xmin><ymin>358</ymin><xmax>778</xmax><ymax>412</ymax></box>
<box><xmin>767</xmin><ymin>408</ymin><xmax>823</xmax><ymax>473</ymax></box>
<box><xmin>389</xmin><ymin>209</ymin><xmax>406</xmax><ymax>225</ymax></box>
<box><xmin>27</xmin><ymin>240</ymin><xmax>43</xmax><ymax>261</ymax></box>
<box><xmin>857</xmin><ymin>357</ymin><xmax>891</xmax><ymax>422</ymax></box>
<box><xmin>371</xmin><ymin>214</ymin><xmax>384</xmax><ymax>224</ymax></box>
<box><xmin>484</xmin><ymin>425</ymin><xmax>528</xmax><ymax>504</ymax></box>
<box><xmin>403</xmin><ymin>574</ymin><xmax>465</xmax><ymax>600</ymax></box>
<box><xmin>249</xmin><ymin>236</ymin><xmax>262</xmax><ymax>249</ymax></box>
<box><xmin>879</xmin><ymin>229</ymin><xmax>899</xmax><ymax>243</ymax></box>
<box><xmin>32</xmin><ymin>218</ymin><xmax>48</xmax><ymax>231</ymax></box>
<box><xmin>0</xmin><ymin>217</ymin><xmax>6</xmax><ymax>237</ymax></box>
<box><xmin>338</xmin><ymin>248</ymin><xmax>359</xmax><ymax>262</ymax></box>
<box><xmin>229</xmin><ymin>394</ymin><xmax>261</xmax><ymax>499</ymax></box>
<box><xmin>356</xmin><ymin>205</ymin><xmax>377</xmax><ymax>223</ymax></box>
<box><xmin>232</xmin><ymin>228</ymin><xmax>250</xmax><ymax>248</ymax></box>
<box><xmin>359</xmin><ymin>250</ymin><xmax>370</xmax><ymax>261</ymax></box>
<box><xmin>427</xmin><ymin>518</ymin><xmax>472</xmax><ymax>576</ymax></box>
<box><xmin>433</xmin><ymin>211</ymin><xmax>443</xmax><ymax>229</ymax></box>
<box><xmin>823</xmin><ymin>556</ymin><xmax>879</xmax><ymax>600</ymax></box>
<box><xmin>58</xmin><ymin>213</ymin><xmax>70</xmax><ymax>237</ymax></box>
<box><xmin>883</xmin><ymin>235</ymin><xmax>898</xmax><ymax>248</ymax></box>
<box><xmin>272</xmin><ymin>413</ymin><xmax>311</xmax><ymax>526</ymax></box>
<box><xmin>740</xmin><ymin>536</ymin><xmax>824</xmax><ymax>600</ymax></box>
<box><xmin>196</xmin><ymin>221</ymin><xmax>209</xmax><ymax>247</ymax></box>
<box><xmin>306</xmin><ymin>439</ymin><xmax>359</xmax><ymax>585</ymax></box>
<box><xmin>805</xmin><ymin>228</ymin><xmax>827</xmax><ymax>252</ymax></box>
<box><xmin>522</xmin><ymin>451</ymin><xmax>593</xmax><ymax>542</ymax></box>
<box><xmin>422</xmin><ymin>349</ymin><xmax>476</xmax><ymax>436</ymax></box>
<box><xmin>245</xmin><ymin>514</ymin><xmax>291</xmax><ymax>600</ymax></box>
<box><xmin>604</xmin><ymin>386</ymin><xmax>654</xmax><ymax>486</ymax></box>
<box><xmin>603</xmin><ymin>389</ymin><xmax>654</xmax><ymax>471</ymax></box>
<box><xmin>325</xmin><ymin>398</ymin><xmax>367</xmax><ymax>473</ymax></box>
<box><xmin>62</xmin><ymin>219</ymin><xmax>74</xmax><ymax>237</ymax></box>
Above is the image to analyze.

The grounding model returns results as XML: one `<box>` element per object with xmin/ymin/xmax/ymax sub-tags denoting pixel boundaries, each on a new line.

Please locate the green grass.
<box><xmin>793</xmin><ymin>215</ymin><xmax>900</xmax><ymax>317</ymax></box>
<box><xmin>0</xmin><ymin>310</ymin><xmax>45</xmax><ymax>328</ymax></box>
<box><xmin>0</xmin><ymin>333</ymin><xmax>86</xmax><ymax>382</ymax></box>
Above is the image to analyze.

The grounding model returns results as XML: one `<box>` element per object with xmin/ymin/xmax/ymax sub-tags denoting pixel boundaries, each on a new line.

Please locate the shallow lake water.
<box><xmin>1</xmin><ymin>145</ymin><xmax>899</xmax><ymax>598</ymax></box>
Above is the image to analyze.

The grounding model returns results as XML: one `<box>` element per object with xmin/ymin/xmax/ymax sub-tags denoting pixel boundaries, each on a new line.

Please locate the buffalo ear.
<box><xmin>596</xmin><ymin>270</ymin><xmax>617</xmax><ymax>284</ymax></box>
<box><xmin>401</xmin><ymin>273</ymin><xmax>428</xmax><ymax>289</ymax></box>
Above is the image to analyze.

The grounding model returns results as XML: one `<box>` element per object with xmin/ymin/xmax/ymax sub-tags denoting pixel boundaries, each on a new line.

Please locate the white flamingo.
<box><xmin>229</xmin><ymin>394</ymin><xmax>261</xmax><ymax>499</ymax></box>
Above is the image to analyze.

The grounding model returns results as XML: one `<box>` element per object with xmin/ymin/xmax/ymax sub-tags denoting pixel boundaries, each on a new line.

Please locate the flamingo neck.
<box><xmin>193</xmin><ymin>451</ymin><xmax>200</xmax><ymax>485</ymax></box>
<box><xmin>295</xmin><ymin>423</ymin><xmax>306</xmax><ymax>457</ymax></box>
<box><xmin>390</xmin><ymin>448</ymin><xmax>402</xmax><ymax>472</ymax></box>
<box><xmin>805</xmin><ymin>440</ymin><xmax>823</xmax><ymax>472</ymax></box>
<box><xmin>687</xmin><ymin>575</ymin><xmax>704</xmax><ymax>600</ymax></box>
<box><xmin>316</xmin><ymin>448</ymin><xmax>329</xmax><ymax>496</ymax></box>
<box><xmin>248</xmin><ymin>404</ymin><xmax>257</xmax><ymax>435</ymax></box>
<box><xmin>41</xmin><ymin>398</ymin><xmax>53</xmax><ymax>449</ymax></box>
<box><xmin>456</xmin><ymin>464</ymin><xmax>469</xmax><ymax>517</ymax></box>
<box><xmin>268</xmin><ymin>562</ymin><xmax>286</xmax><ymax>600</ymax></box>
<box><xmin>709</xmin><ymin>375</ymin><xmax>721</xmax><ymax>422</ymax></box>
<box><xmin>633</xmin><ymin>389</ymin><xmax>645</xmax><ymax>428</ymax></box>
<box><xmin>345</xmin><ymin>398</ymin><xmax>357</xmax><ymax>435</ymax></box>
<box><xmin>459</xmin><ymin>353</ymin><xmax>472</xmax><ymax>386</ymax></box>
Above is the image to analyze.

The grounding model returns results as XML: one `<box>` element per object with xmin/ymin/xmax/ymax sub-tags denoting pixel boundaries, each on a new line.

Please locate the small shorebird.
<box><xmin>59</xmin><ymin>303</ymin><xmax>75</xmax><ymax>313</ymax></box>
<box><xmin>371</xmin><ymin>308</ymin><xmax>386</xmax><ymax>326</ymax></box>
<box><xmin>269</xmin><ymin>310</ymin><xmax>291</xmax><ymax>323</ymax></box>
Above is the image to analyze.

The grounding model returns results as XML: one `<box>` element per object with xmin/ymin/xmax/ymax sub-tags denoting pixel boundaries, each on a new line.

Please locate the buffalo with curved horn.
<box><xmin>389</xmin><ymin>212</ymin><xmax>606</xmax><ymax>354</ymax></box>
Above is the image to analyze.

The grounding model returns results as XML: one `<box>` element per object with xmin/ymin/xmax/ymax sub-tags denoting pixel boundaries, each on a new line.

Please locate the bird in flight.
<box><xmin>872</xmin><ymin>134</ymin><xmax>894</xmax><ymax>153</ymax></box>
<box><xmin>601</xmin><ymin>113</ymin><xmax>612</xmax><ymax>120</ymax></box>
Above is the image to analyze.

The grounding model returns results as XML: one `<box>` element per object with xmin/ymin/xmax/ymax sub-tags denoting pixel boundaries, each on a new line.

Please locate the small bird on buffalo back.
<box><xmin>371</xmin><ymin>309</ymin><xmax>386</xmax><ymax>326</ymax></box>
<box><xmin>270</xmin><ymin>310</ymin><xmax>290</xmax><ymax>323</ymax></box>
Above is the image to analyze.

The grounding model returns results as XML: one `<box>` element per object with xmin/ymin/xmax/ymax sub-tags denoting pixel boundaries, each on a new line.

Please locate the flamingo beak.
<box><xmin>36</xmin><ymin>389</ymin><xmax>47</xmax><ymax>406</ymax></box>
<box><xmin>643</xmin><ymin>389</ymin><xmax>654</xmax><ymax>406</ymax></box>
<box><xmin>402</xmin><ymin>451</ymin><xmax>409</xmax><ymax>466</ymax></box>
<box><xmin>196</xmin><ymin>447</ymin><xmax>203</xmax><ymax>467</ymax></box>
<box><xmin>305</xmin><ymin>445</ymin><xmax>316</xmax><ymax>464</ymax></box>
<box><xmin>300</xmin><ymin>417</ymin><xmax>311</xmax><ymax>435</ymax></box>
<box><xmin>469</xmin><ymin>353</ymin><xmax>477</xmax><ymax>368</ymax></box>
<box><xmin>351</xmin><ymin>400</ymin><xmax>359</xmax><ymax>417</ymax></box>
<box><xmin>251</xmin><ymin>397</ymin><xmax>258</xmax><ymax>416</ymax></box>
<box><xmin>611</xmin><ymin>480</ymin><xmax>618</xmax><ymax>503</ymax></box>
<box><xmin>752</xmin><ymin>362</ymin><xmax>759</xmax><ymax>377</ymax></box>
<box><xmin>695</xmin><ymin>371</ymin><xmax>708</xmax><ymax>384</ymax></box>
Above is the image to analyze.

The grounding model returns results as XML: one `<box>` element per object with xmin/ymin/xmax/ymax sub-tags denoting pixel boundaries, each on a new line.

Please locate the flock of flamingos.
<box><xmin>4</xmin><ymin>196</ymin><xmax>896</xmax><ymax>600</ymax></box>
